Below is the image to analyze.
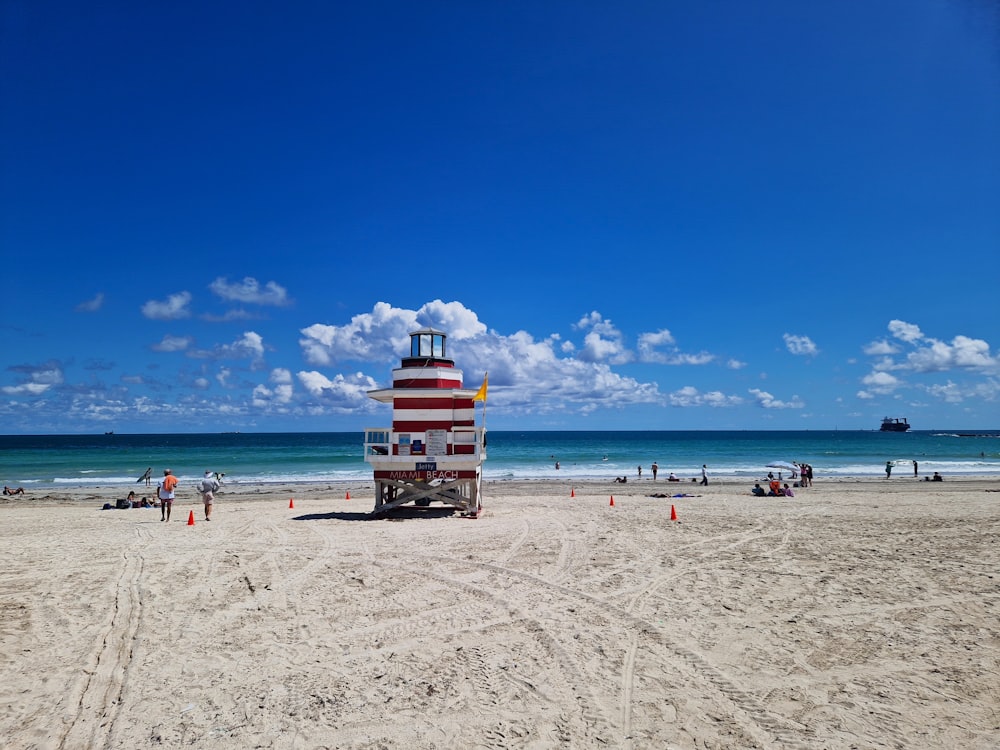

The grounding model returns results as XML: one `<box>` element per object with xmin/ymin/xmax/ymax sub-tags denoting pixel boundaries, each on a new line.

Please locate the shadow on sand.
<box><xmin>292</xmin><ymin>507</ymin><xmax>458</xmax><ymax>522</ymax></box>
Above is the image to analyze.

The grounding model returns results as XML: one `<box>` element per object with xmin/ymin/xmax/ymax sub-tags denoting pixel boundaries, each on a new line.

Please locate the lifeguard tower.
<box><xmin>363</xmin><ymin>328</ymin><xmax>487</xmax><ymax>517</ymax></box>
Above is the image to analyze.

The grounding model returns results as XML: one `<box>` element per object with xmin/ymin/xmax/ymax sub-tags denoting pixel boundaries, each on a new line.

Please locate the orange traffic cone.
<box><xmin>670</xmin><ymin>504</ymin><xmax>678</xmax><ymax>521</ymax></box>
<box><xmin>571</xmin><ymin>487</ymin><xmax>575</xmax><ymax>498</ymax></box>
<box><xmin>187</xmin><ymin>510</ymin><xmax>195</xmax><ymax>526</ymax></box>
<box><xmin>609</xmin><ymin>496</ymin><xmax>615</xmax><ymax>507</ymax></box>
<box><xmin>289</xmin><ymin>498</ymin><xmax>295</xmax><ymax>509</ymax></box>
<box><xmin>345</xmin><ymin>491</ymin><xmax>350</xmax><ymax>500</ymax></box>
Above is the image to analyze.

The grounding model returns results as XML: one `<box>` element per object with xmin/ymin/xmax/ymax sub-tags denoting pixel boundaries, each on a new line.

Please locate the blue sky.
<box><xmin>2</xmin><ymin>1</ymin><xmax>998</xmax><ymax>434</ymax></box>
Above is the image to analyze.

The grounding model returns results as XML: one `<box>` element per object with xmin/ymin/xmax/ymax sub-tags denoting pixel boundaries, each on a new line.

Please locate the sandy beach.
<box><xmin>1</xmin><ymin>477</ymin><xmax>998</xmax><ymax>749</ymax></box>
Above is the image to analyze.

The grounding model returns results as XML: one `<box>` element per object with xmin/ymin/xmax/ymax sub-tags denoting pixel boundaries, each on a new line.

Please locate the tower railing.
<box><xmin>363</xmin><ymin>427</ymin><xmax>487</xmax><ymax>461</ymax></box>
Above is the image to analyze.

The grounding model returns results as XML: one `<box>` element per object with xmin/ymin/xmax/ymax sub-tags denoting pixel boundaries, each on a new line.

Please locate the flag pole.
<box><xmin>474</xmin><ymin>371</ymin><xmax>488</xmax><ymax>450</ymax></box>
<box><xmin>481</xmin><ymin>371</ymin><xmax>487</xmax><ymax>433</ymax></box>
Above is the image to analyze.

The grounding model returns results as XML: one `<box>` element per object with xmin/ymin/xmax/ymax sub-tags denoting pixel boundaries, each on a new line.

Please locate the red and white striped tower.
<box><xmin>364</xmin><ymin>328</ymin><xmax>487</xmax><ymax>516</ymax></box>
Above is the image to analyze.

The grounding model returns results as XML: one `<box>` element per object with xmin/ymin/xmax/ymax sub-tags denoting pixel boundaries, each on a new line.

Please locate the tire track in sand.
<box><xmin>403</xmin><ymin>527</ymin><xmax>814</xmax><ymax>750</ymax></box>
<box><xmin>351</xmin><ymin>534</ymin><xmax>612</xmax><ymax>744</ymax></box>
<box><xmin>59</xmin><ymin>546</ymin><xmax>144</xmax><ymax>750</ymax></box>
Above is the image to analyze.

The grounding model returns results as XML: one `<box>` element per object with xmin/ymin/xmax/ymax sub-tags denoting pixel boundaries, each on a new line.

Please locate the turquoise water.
<box><xmin>1</xmin><ymin>430</ymin><xmax>998</xmax><ymax>489</ymax></box>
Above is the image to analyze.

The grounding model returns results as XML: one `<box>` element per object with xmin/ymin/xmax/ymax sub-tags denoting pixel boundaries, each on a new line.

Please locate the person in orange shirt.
<box><xmin>159</xmin><ymin>469</ymin><xmax>179</xmax><ymax>522</ymax></box>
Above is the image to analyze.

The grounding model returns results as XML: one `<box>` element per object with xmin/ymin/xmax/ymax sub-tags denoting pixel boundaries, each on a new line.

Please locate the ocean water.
<box><xmin>1</xmin><ymin>431</ymin><xmax>999</xmax><ymax>490</ymax></box>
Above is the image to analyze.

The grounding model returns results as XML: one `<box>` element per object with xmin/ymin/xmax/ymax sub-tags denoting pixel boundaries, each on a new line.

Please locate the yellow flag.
<box><xmin>472</xmin><ymin>372</ymin><xmax>488</xmax><ymax>402</ymax></box>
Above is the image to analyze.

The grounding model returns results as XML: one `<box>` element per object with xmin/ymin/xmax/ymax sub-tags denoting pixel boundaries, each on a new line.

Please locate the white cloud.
<box><xmin>922</xmin><ymin>378</ymin><xmax>1000</xmax><ymax>404</ymax></box>
<box><xmin>922</xmin><ymin>380</ymin><xmax>964</xmax><ymax>403</ymax></box>
<box><xmin>783</xmin><ymin>333</ymin><xmax>818</xmax><ymax>356</ymax></box>
<box><xmin>860</xmin><ymin>370</ymin><xmax>901</xmax><ymax>395</ymax></box>
<box><xmin>189</xmin><ymin>331</ymin><xmax>266</xmax><ymax>366</ymax></box>
<box><xmin>867</xmin><ymin>320</ymin><xmax>997</xmax><ymax>379</ymax></box>
<box><xmin>297</xmin><ymin>304</ymin><xmax>727</xmax><ymax>421</ymax></box>
<box><xmin>152</xmin><ymin>335</ymin><xmax>192</xmax><ymax>352</ymax></box>
<box><xmin>299</xmin><ymin>300</ymin><xmax>486</xmax><ymax>366</ymax></box>
<box><xmin>748</xmin><ymin>388</ymin><xmax>804</xmax><ymax>409</ymax></box>
<box><xmin>299</xmin><ymin>303</ymin><xmax>665</xmax><ymax>415</ymax></box>
<box><xmin>202</xmin><ymin>308</ymin><xmax>259</xmax><ymax>323</ymax></box>
<box><xmin>889</xmin><ymin>319</ymin><xmax>923</xmax><ymax>343</ymax></box>
<box><xmin>209</xmin><ymin>277</ymin><xmax>291</xmax><ymax>306</ymax></box>
<box><xmin>637</xmin><ymin>330</ymin><xmax>673</xmax><ymax>362</ymax></box>
<box><xmin>417</xmin><ymin>300</ymin><xmax>488</xmax><ymax>339</ymax></box>
<box><xmin>573</xmin><ymin>311</ymin><xmax>604</xmax><ymax>330</ymax></box>
<box><xmin>142</xmin><ymin>291</ymin><xmax>192</xmax><ymax>320</ymax></box>
<box><xmin>29</xmin><ymin>367</ymin><xmax>62</xmax><ymax>385</ymax></box>
<box><xmin>669</xmin><ymin>386</ymin><xmax>743</xmax><ymax>407</ymax></box>
<box><xmin>297</xmin><ymin>370</ymin><xmax>381</xmax><ymax>411</ymax></box>
<box><xmin>863</xmin><ymin>339</ymin><xmax>899</xmax><ymax>356</ymax></box>
<box><xmin>300</xmin><ymin>302</ymin><xmax>868</xmax><ymax>420</ymax></box>
<box><xmin>0</xmin><ymin>364</ymin><xmax>64</xmax><ymax>396</ymax></box>
<box><xmin>229</xmin><ymin>331</ymin><xmax>265</xmax><ymax>360</ymax></box>
<box><xmin>580</xmin><ymin>329</ymin><xmax>631</xmax><ymax>364</ymax></box>
<box><xmin>726</xmin><ymin>359</ymin><xmax>747</xmax><ymax>370</ymax></box>
<box><xmin>573</xmin><ymin>313</ymin><xmax>631</xmax><ymax>364</ymax></box>
<box><xmin>907</xmin><ymin>334</ymin><xmax>995</xmax><ymax>373</ymax></box>
<box><xmin>252</xmin><ymin>368</ymin><xmax>295</xmax><ymax>407</ymax></box>
<box><xmin>1</xmin><ymin>382</ymin><xmax>52</xmax><ymax>396</ymax></box>
<box><xmin>639</xmin><ymin>329</ymin><xmax>675</xmax><ymax>348</ymax></box>
<box><xmin>669</xmin><ymin>352</ymin><xmax>716</xmax><ymax>365</ymax></box>
<box><xmin>636</xmin><ymin>328</ymin><xmax>715</xmax><ymax>365</ymax></box>
<box><xmin>299</xmin><ymin>302</ymin><xmax>419</xmax><ymax>365</ymax></box>
<box><xmin>75</xmin><ymin>293</ymin><xmax>104</xmax><ymax>312</ymax></box>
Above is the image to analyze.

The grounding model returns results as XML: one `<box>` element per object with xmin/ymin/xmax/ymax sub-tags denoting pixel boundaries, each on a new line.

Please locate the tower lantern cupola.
<box><xmin>404</xmin><ymin>327</ymin><xmax>452</xmax><ymax>368</ymax></box>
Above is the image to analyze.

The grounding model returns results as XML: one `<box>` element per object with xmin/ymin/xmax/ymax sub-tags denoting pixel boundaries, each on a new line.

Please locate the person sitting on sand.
<box><xmin>613</xmin><ymin>476</ymin><xmax>628</xmax><ymax>483</ymax></box>
<box><xmin>751</xmin><ymin>483</ymin><xmax>766</xmax><ymax>497</ymax></box>
<box><xmin>932</xmin><ymin>471</ymin><xmax>943</xmax><ymax>482</ymax></box>
<box><xmin>3</xmin><ymin>485</ymin><xmax>25</xmax><ymax>495</ymax></box>
<box><xmin>667</xmin><ymin>473</ymin><xmax>679</xmax><ymax>482</ymax></box>
<box><xmin>782</xmin><ymin>483</ymin><xmax>794</xmax><ymax>497</ymax></box>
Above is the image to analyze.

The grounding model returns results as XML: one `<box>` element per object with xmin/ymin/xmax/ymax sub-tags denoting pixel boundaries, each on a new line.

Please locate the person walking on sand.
<box><xmin>885</xmin><ymin>461</ymin><xmax>893</xmax><ymax>479</ymax></box>
<box><xmin>700</xmin><ymin>464</ymin><xmax>709</xmax><ymax>486</ymax></box>
<box><xmin>637</xmin><ymin>465</ymin><xmax>642</xmax><ymax>478</ymax></box>
<box><xmin>199</xmin><ymin>470</ymin><xmax>220</xmax><ymax>521</ymax></box>
<box><xmin>651</xmin><ymin>462</ymin><xmax>658</xmax><ymax>480</ymax></box>
<box><xmin>159</xmin><ymin>469</ymin><xmax>178</xmax><ymax>521</ymax></box>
